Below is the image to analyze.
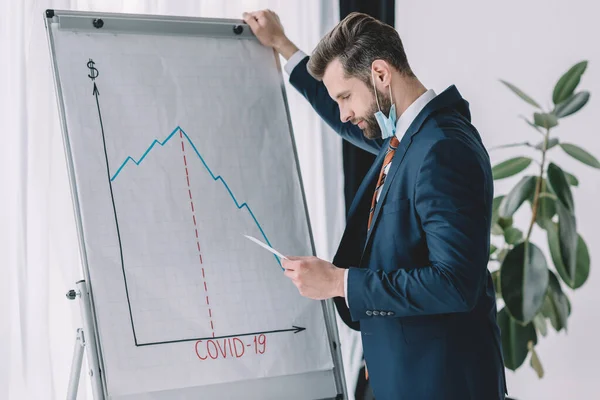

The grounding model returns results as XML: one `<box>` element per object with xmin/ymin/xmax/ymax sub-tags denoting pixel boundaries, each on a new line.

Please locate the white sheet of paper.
<box><xmin>244</xmin><ymin>234</ymin><xmax>288</xmax><ymax>261</ymax></box>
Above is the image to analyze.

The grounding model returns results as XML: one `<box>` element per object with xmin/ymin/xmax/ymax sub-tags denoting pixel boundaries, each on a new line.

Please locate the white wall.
<box><xmin>397</xmin><ymin>1</ymin><xmax>600</xmax><ymax>399</ymax></box>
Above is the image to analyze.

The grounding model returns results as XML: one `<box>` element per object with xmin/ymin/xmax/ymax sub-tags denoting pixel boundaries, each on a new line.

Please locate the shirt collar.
<box><xmin>395</xmin><ymin>89</ymin><xmax>437</xmax><ymax>139</ymax></box>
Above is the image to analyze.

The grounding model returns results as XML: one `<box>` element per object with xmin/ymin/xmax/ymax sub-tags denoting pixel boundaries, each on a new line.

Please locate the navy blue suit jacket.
<box><xmin>289</xmin><ymin>57</ymin><xmax>507</xmax><ymax>400</ymax></box>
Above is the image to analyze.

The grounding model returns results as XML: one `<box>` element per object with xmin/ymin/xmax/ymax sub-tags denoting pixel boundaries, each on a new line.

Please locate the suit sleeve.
<box><xmin>347</xmin><ymin>138</ymin><xmax>490</xmax><ymax>320</ymax></box>
<box><xmin>288</xmin><ymin>56</ymin><xmax>383</xmax><ymax>155</ymax></box>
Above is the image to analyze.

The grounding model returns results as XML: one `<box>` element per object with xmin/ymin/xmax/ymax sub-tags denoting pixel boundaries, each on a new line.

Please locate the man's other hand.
<box><xmin>242</xmin><ymin>10</ymin><xmax>299</xmax><ymax>59</ymax></box>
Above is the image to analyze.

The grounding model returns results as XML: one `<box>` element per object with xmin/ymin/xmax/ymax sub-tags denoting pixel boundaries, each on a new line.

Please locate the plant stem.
<box><xmin>526</xmin><ymin>128</ymin><xmax>550</xmax><ymax>240</ymax></box>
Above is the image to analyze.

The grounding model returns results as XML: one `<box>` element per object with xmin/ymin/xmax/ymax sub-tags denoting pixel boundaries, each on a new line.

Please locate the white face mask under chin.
<box><xmin>371</xmin><ymin>71</ymin><xmax>397</xmax><ymax>139</ymax></box>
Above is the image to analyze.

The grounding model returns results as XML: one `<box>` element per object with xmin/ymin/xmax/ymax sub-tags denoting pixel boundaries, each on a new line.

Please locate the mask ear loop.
<box><xmin>388</xmin><ymin>83</ymin><xmax>394</xmax><ymax>107</ymax></box>
<box><xmin>371</xmin><ymin>69</ymin><xmax>382</xmax><ymax>112</ymax></box>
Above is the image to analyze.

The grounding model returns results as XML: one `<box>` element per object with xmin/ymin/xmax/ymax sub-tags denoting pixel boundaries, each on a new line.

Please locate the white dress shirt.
<box><xmin>284</xmin><ymin>50</ymin><xmax>437</xmax><ymax>308</ymax></box>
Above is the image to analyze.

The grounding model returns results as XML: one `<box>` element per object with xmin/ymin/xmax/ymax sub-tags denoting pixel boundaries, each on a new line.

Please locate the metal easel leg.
<box><xmin>67</xmin><ymin>329</ymin><xmax>85</xmax><ymax>400</ymax></box>
<box><xmin>66</xmin><ymin>280</ymin><xmax>105</xmax><ymax>399</ymax></box>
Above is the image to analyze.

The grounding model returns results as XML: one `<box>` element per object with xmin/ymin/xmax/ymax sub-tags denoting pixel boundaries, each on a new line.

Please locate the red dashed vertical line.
<box><xmin>179</xmin><ymin>130</ymin><xmax>215</xmax><ymax>336</ymax></box>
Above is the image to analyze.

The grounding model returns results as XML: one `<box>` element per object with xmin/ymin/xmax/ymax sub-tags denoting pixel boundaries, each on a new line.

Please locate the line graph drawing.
<box><xmin>110</xmin><ymin>125</ymin><xmax>282</xmax><ymax>269</ymax></box>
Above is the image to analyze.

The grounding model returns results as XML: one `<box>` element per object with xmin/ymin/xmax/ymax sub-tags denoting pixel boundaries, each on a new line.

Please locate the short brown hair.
<box><xmin>307</xmin><ymin>12</ymin><xmax>414</xmax><ymax>83</ymax></box>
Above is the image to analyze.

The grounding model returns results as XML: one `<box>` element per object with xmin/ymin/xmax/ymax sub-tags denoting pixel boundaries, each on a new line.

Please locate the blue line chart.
<box><xmin>110</xmin><ymin>126</ymin><xmax>282</xmax><ymax>268</ymax></box>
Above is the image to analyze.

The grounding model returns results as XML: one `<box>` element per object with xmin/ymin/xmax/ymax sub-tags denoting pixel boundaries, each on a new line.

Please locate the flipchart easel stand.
<box><xmin>47</xmin><ymin>9</ymin><xmax>347</xmax><ymax>399</ymax></box>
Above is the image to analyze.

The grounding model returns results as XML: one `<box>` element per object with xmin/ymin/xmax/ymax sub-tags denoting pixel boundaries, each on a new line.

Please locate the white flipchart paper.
<box><xmin>52</xmin><ymin>29</ymin><xmax>333</xmax><ymax>396</ymax></box>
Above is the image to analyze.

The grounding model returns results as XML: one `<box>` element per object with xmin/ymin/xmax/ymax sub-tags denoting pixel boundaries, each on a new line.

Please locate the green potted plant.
<box><xmin>489</xmin><ymin>61</ymin><xmax>595</xmax><ymax>377</ymax></box>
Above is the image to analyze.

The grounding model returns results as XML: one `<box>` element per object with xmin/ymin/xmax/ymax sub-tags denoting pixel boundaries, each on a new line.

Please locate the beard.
<box><xmin>353</xmin><ymin>87</ymin><xmax>393</xmax><ymax>140</ymax></box>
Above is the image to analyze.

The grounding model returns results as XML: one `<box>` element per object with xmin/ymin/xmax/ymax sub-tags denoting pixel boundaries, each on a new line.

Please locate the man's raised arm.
<box><xmin>243</xmin><ymin>10</ymin><xmax>382</xmax><ymax>154</ymax></box>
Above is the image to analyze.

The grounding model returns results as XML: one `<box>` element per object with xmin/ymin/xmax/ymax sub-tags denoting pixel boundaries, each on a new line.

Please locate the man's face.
<box><xmin>323</xmin><ymin>59</ymin><xmax>392</xmax><ymax>140</ymax></box>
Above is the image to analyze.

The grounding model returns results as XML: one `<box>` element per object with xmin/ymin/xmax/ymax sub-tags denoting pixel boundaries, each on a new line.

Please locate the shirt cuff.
<box><xmin>284</xmin><ymin>50</ymin><xmax>308</xmax><ymax>76</ymax></box>
<box><xmin>344</xmin><ymin>269</ymin><xmax>349</xmax><ymax>308</ymax></box>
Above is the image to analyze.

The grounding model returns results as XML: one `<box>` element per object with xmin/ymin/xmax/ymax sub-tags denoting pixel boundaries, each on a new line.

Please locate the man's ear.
<box><xmin>370</xmin><ymin>59</ymin><xmax>392</xmax><ymax>89</ymax></box>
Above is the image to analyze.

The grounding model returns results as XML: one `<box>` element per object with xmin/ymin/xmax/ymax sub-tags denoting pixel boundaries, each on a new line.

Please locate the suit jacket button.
<box><xmin>373</xmin><ymin>311</ymin><xmax>380</xmax><ymax>316</ymax></box>
<box><xmin>387</xmin><ymin>311</ymin><xmax>394</xmax><ymax>316</ymax></box>
<box><xmin>379</xmin><ymin>311</ymin><xmax>386</xmax><ymax>316</ymax></box>
<box><xmin>366</xmin><ymin>310</ymin><xmax>373</xmax><ymax>316</ymax></box>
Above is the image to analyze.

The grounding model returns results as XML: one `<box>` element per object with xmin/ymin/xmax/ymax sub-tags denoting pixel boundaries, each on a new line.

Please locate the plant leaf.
<box><xmin>490</xmin><ymin>142</ymin><xmax>533</xmax><ymax>151</ymax></box>
<box><xmin>548</xmin><ymin>224</ymin><xmax>590</xmax><ymax>289</ymax></box>
<box><xmin>547</xmin><ymin>163</ymin><xmax>574</xmax><ymax>211</ymax></box>
<box><xmin>504</xmin><ymin>226</ymin><xmax>523</xmax><ymax>245</ymax></box>
<box><xmin>498</xmin><ymin>217</ymin><xmax>513</xmax><ymax>229</ymax></box>
<box><xmin>533</xmin><ymin>313</ymin><xmax>547</xmax><ymax>337</ymax></box>
<box><xmin>542</xmin><ymin>271</ymin><xmax>570</xmax><ymax>332</ymax></box>
<box><xmin>497</xmin><ymin>248</ymin><xmax>509</xmax><ymax>263</ymax></box>
<box><xmin>499</xmin><ymin>176</ymin><xmax>537</xmax><ymax>218</ymax></box>
<box><xmin>534</xmin><ymin>113</ymin><xmax>558</xmax><ymax>129</ymax></box>
<box><xmin>492</xmin><ymin>269</ymin><xmax>501</xmax><ymax>298</ymax></box>
<box><xmin>490</xmin><ymin>244</ymin><xmax>498</xmax><ymax>255</ymax></box>
<box><xmin>500</xmin><ymin>242</ymin><xmax>549</xmax><ymax>323</ymax></box>
<box><xmin>500</xmin><ymin>80</ymin><xmax>542</xmax><ymax>109</ymax></box>
<box><xmin>520</xmin><ymin>115</ymin><xmax>543</xmax><ymax>133</ymax></box>
<box><xmin>534</xmin><ymin>137</ymin><xmax>559</xmax><ymax>150</ymax></box>
<box><xmin>497</xmin><ymin>307</ymin><xmax>537</xmax><ymax>370</ymax></box>
<box><xmin>528</xmin><ymin>178</ymin><xmax>556</xmax><ymax>230</ymax></box>
<box><xmin>554</xmin><ymin>91</ymin><xmax>590</xmax><ymax>118</ymax></box>
<box><xmin>562</xmin><ymin>170</ymin><xmax>579</xmax><ymax>187</ymax></box>
<box><xmin>491</xmin><ymin>223</ymin><xmax>504</xmax><ymax>236</ymax></box>
<box><xmin>492</xmin><ymin>157</ymin><xmax>532</xmax><ymax>180</ymax></box>
<box><xmin>547</xmin><ymin>223</ymin><xmax>568</xmax><ymax>285</ymax></box>
<box><xmin>553</xmin><ymin>61</ymin><xmax>588</xmax><ymax>105</ymax></box>
<box><xmin>528</xmin><ymin>342</ymin><xmax>544</xmax><ymax>378</ymax></box>
<box><xmin>492</xmin><ymin>196</ymin><xmax>504</xmax><ymax>222</ymax></box>
<box><xmin>541</xmin><ymin>296</ymin><xmax>558</xmax><ymax>332</ymax></box>
<box><xmin>535</xmin><ymin>196</ymin><xmax>556</xmax><ymax>230</ymax></box>
<box><xmin>491</xmin><ymin>196</ymin><xmax>505</xmax><ymax>236</ymax></box>
<box><xmin>559</xmin><ymin>143</ymin><xmax>600</xmax><ymax>169</ymax></box>
<box><xmin>574</xmin><ymin>235</ymin><xmax>591</xmax><ymax>288</ymax></box>
<box><xmin>556</xmin><ymin>202</ymin><xmax>578</xmax><ymax>286</ymax></box>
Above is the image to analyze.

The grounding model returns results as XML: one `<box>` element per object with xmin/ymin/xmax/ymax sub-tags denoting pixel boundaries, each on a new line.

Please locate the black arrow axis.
<box><xmin>88</xmin><ymin>59</ymin><xmax>139</xmax><ymax>344</ymax></box>
<box><xmin>136</xmin><ymin>326</ymin><xmax>307</xmax><ymax>347</ymax></box>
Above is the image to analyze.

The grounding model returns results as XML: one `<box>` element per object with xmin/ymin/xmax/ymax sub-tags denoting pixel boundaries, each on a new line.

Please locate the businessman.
<box><xmin>244</xmin><ymin>10</ymin><xmax>507</xmax><ymax>400</ymax></box>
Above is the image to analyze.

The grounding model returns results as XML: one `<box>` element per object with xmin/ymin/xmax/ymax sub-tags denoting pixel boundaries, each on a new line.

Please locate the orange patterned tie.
<box><xmin>367</xmin><ymin>136</ymin><xmax>400</xmax><ymax>230</ymax></box>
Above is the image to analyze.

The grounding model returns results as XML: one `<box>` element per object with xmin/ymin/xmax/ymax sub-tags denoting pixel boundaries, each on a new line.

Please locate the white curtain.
<box><xmin>0</xmin><ymin>1</ymin><xmax>362</xmax><ymax>398</ymax></box>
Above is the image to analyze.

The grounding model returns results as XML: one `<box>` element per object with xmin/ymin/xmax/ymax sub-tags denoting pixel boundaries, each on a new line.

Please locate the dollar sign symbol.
<box><xmin>87</xmin><ymin>59</ymin><xmax>99</xmax><ymax>80</ymax></box>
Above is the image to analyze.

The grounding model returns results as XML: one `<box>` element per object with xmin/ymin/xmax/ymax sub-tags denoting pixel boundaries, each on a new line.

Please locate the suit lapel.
<box><xmin>360</xmin><ymin>135</ymin><xmax>413</xmax><ymax>259</ymax></box>
<box><xmin>332</xmin><ymin>141</ymin><xmax>389</xmax><ymax>268</ymax></box>
<box><xmin>345</xmin><ymin>140</ymin><xmax>391</xmax><ymax>220</ymax></box>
